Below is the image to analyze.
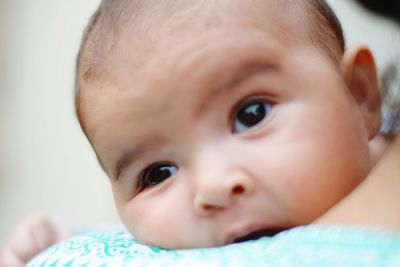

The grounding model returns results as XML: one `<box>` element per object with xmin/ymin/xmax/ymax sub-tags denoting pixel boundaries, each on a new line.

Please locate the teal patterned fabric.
<box><xmin>27</xmin><ymin>226</ymin><xmax>400</xmax><ymax>267</ymax></box>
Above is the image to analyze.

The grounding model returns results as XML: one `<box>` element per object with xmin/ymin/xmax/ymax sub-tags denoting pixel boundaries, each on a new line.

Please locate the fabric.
<box><xmin>27</xmin><ymin>225</ymin><xmax>400</xmax><ymax>267</ymax></box>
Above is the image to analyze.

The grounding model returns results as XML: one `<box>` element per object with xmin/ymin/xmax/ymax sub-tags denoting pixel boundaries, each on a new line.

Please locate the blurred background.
<box><xmin>0</xmin><ymin>0</ymin><xmax>399</xmax><ymax>243</ymax></box>
<box><xmin>0</xmin><ymin>0</ymin><xmax>118</xmax><ymax>242</ymax></box>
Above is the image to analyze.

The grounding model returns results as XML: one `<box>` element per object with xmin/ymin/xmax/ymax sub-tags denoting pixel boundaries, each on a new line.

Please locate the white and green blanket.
<box><xmin>27</xmin><ymin>226</ymin><xmax>400</xmax><ymax>267</ymax></box>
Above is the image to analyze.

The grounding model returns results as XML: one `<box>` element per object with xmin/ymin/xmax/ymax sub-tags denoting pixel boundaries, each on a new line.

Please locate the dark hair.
<box><xmin>305</xmin><ymin>0</ymin><xmax>345</xmax><ymax>62</ymax></box>
<box><xmin>355</xmin><ymin>0</ymin><xmax>400</xmax><ymax>24</ymax></box>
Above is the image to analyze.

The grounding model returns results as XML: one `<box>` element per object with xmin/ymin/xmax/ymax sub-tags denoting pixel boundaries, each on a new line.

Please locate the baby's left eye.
<box><xmin>138</xmin><ymin>163</ymin><xmax>178</xmax><ymax>192</ymax></box>
<box><xmin>232</xmin><ymin>98</ymin><xmax>272</xmax><ymax>134</ymax></box>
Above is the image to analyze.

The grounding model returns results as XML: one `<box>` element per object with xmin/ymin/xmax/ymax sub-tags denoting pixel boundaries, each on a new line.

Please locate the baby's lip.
<box><xmin>226</xmin><ymin>225</ymin><xmax>287</xmax><ymax>244</ymax></box>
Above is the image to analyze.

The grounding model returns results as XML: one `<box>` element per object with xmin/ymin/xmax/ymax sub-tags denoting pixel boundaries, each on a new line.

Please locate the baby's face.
<box><xmin>81</xmin><ymin>4</ymin><xmax>372</xmax><ymax>249</ymax></box>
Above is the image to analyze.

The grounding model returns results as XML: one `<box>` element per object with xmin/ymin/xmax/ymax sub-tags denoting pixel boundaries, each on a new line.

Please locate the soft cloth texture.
<box><xmin>27</xmin><ymin>226</ymin><xmax>400</xmax><ymax>267</ymax></box>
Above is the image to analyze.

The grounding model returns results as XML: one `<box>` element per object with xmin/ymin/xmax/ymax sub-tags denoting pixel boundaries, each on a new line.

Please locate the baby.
<box><xmin>75</xmin><ymin>0</ymin><xmax>384</xmax><ymax>248</ymax></box>
<box><xmin>1</xmin><ymin>0</ymin><xmax>395</xmax><ymax>264</ymax></box>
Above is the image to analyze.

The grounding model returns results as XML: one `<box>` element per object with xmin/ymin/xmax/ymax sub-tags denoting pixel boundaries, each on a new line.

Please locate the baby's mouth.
<box><xmin>232</xmin><ymin>228</ymin><xmax>287</xmax><ymax>243</ymax></box>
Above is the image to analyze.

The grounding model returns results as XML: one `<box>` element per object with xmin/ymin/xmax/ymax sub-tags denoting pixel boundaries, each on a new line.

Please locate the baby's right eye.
<box><xmin>138</xmin><ymin>163</ymin><xmax>178</xmax><ymax>191</ymax></box>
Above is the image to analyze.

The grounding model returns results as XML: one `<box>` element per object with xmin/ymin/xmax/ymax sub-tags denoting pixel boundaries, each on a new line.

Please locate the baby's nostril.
<box><xmin>232</xmin><ymin>185</ymin><xmax>244</xmax><ymax>194</ymax></box>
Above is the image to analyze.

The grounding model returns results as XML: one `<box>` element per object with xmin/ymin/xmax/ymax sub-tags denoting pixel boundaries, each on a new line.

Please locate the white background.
<box><xmin>0</xmin><ymin>0</ymin><xmax>399</xmax><ymax>243</ymax></box>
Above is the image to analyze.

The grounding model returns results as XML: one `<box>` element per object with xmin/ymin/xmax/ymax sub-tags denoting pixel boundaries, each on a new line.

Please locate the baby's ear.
<box><xmin>341</xmin><ymin>45</ymin><xmax>381</xmax><ymax>140</ymax></box>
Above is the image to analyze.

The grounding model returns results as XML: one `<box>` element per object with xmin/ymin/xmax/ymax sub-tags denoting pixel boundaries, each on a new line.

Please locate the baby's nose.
<box><xmin>193</xmin><ymin>171</ymin><xmax>254</xmax><ymax>216</ymax></box>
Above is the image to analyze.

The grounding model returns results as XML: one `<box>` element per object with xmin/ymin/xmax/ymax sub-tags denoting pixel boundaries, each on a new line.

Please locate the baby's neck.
<box><xmin>314</xmin><ymin>133</ymin><xmax>400</xmax><ymax>231</ymax></box>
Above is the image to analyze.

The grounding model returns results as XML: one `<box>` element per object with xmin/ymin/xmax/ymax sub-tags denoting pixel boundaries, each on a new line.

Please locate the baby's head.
<box><xmin>75</xmin><ymin>0</ymin><xmax>381</xmax><ymax>248</ymax></box>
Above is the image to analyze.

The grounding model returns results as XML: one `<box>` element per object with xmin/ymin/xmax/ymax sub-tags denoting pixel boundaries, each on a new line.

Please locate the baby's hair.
<box><xmin>305</xmin><ymin>0</ymin><xmax>345</xmax><ymax>62</ymax></box>
<box><xmin>75</xmin><ymin>0</ymin><xmax>345</xmax><ymax>133</ymax></box>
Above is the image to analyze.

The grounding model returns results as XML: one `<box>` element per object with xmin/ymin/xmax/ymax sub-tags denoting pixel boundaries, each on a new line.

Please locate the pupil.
<box><xmin>148</xmin><ymin>165</ymin><xmax>172</xmax><ymax>185</ymax></box>
<box><xmin>237</xmin><ymin>102</ymin><xmax>266</xmax><ymax>127</ymax></box>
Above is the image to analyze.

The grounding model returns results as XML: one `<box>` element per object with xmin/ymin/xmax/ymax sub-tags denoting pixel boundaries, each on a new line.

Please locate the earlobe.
<box><xmin>341</xmin><ymin>45</ymin><xmax>381</xmax><ymax>140</ymax></box>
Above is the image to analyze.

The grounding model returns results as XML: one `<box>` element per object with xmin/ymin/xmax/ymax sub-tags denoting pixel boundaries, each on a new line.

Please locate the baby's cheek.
<box><xmin>268</xmin><ymin>147</ymin><xmax>357</xmax><ymax>222</ymax></box>
<box><xmin>119</xmin><ymin>196</ymin><xmax>181</xmax><ymax>246</ymax></box>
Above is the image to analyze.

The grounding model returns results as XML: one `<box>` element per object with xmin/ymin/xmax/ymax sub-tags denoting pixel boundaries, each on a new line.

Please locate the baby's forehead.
<box><xmin>78</xmin><ymin>0</ymin><xmax>342</xmax><ymax>88</ymax></box>
<box><xmin>103</xmin><ymin>1</ymin><xmax>309</xmax><ymax>73</ymax></box>
<box><xmin>95</xmin><ymin>6</ymin><xmax>309</xmax><ymax>96</ymax></box>
<box><xmin>77</xmin><ymin>0</ymin><xmax>341</xmax><ymax>140</ymax></box>
<box><xmin>78</xmin><ymin>1</ymin><xmax>331</xmax><ymax>97</ymax></box>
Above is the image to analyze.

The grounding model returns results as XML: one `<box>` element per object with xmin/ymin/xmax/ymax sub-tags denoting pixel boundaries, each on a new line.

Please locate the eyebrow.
<box><xmin>195</xmin><ymin>63</ymin><xmax>277</xmax><ymax>116</ymax></box>
<box><xmin>113</xmin><ymin>137</ymin><xmax>164</xmax><ymax>181</ymax></box>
